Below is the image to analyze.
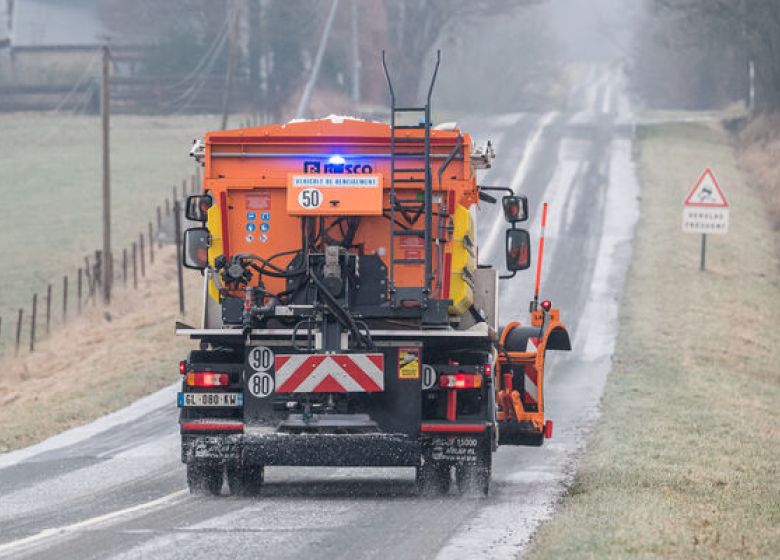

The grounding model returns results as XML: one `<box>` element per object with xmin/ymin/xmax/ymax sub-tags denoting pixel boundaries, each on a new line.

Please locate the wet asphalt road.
<box><xmin>0</xmin><ymin>62</ymin><xmax>639</xmax><ymax>560</ymax></box>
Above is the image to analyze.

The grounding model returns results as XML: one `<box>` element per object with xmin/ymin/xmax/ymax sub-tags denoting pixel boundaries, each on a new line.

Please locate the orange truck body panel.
<box><xmin>201</xmin><ymin>117</ymin><xmax>475</xmax><ymax>297</ymax></box>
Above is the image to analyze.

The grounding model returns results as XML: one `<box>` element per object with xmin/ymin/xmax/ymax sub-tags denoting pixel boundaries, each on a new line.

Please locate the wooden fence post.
<box><xmin>46</xmin><ymin>283</ymin><xmax>52</xmax><ymax>336</ymax></box>
<box><xmin>132</xmin><ymin>242</ymin><xmax>138</xmax><ymax>289</ymax></box>
<box><xmin>181</xmin><ymin>178</ymin><xmax>187</xmax><ymax>200</ymax></box>
<box><xmin>15</xmin><ymin>309</ymin><xmax>22</xmax><ymax>356</ymax></box>
<box><xmin>84</xmin><ymin>256</ymin><xmax>92</xmax><ymax>301</ymax></box>
<box><xmin>93</xmin><ymin>250</ymin><xmax>102</xmax><ymax>306</ymax></box>
<box><xmin>78</xmin><ymin>268</ymin><xmax>83</xmax><ymax>313</ymax></box>
<box><xmin>139</xmin><ymin>233</ymin><xmax>146</xmax><ymax>277</ymax></box>
<box><xmin>63</xmin><ymin>275</ymin><xmax>68</xmax><ymax>323</ymax></box>
<box><xmin>123</xmin><ymin>248</ymin><xmax>128</xmax><ymax>287</ymax></box>
<box><xmin>174</xmin><ymin>199</ymin><xmax>185</xmax><ymax>314</ymax></box>
<box><xmin>149</xmin><ymin>221</ymin><xmax>155</xmax><ymax>264</ymax></box>
<box><xmin>30</xmin><ymin>293</ymin><xmax>37</xmax><ymax>353</ymax></box>
<box><xmin>165</xmin><ymin>198</ymin><xmax>170</xmax><ymax>217</ymax></box>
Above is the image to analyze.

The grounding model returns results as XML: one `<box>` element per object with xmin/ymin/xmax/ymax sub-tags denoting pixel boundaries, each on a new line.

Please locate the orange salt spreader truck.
<box><xmin>176</xmin><ymin>53</ymin><xmax>570</xmax><ymax>496</ymax></box>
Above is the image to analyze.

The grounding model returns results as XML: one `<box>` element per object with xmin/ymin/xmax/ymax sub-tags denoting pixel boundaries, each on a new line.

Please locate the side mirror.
<box><xmin>183</xmin><ymin>227</ymin><xmax>210</xmax><ymax>270</ymax></box>
<box><xmin>502</xmin><ymin>195</ymin><xmax>528</xmax><ymax>223</ymax></box>
<box><xmin>506</xmin><ymin>228</ymin><xmax>531</xmax><ymax>271</ymax></box>
<box><xmin>186</xmin><ymin>194</ymin><xmax>212</xmax><ymax>222</ymax></box>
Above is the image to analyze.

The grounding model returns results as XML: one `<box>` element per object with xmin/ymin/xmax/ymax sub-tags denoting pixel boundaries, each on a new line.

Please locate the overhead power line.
<box><xmin>296</xmin><ymin>0</ymin><xmax>340</xmax><ymax>119</ymax></box>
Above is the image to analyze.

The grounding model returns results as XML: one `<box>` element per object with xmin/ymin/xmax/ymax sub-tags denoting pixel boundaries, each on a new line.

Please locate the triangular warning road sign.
<box><xmin>684</xmin><ymin>168</ymin><xmax>729</xmax><ymax>207</ymax></box>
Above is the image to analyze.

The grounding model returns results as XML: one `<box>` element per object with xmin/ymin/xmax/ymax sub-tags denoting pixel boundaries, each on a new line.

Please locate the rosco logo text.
<box><xmin>303</xmin><ymin>161</ymin><xmax>373</xmax><ymax>174</ymax></box>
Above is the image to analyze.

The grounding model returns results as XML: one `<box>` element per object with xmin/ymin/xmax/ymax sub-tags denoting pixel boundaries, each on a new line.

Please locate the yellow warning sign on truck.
<box><xmin>398</xmin><ymin>348</ymin><xmax>420</xmax><ymax>379</ymax></box>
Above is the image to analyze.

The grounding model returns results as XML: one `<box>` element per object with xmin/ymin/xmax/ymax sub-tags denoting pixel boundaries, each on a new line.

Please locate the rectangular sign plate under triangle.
<box><xmin>682</xmin><ymin>168</ymin><xmax>729</xmax><ymax>235</ymax></box>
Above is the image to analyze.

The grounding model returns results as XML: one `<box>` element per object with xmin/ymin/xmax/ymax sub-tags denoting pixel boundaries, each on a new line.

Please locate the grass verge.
<box><xmin>527</xmin><ymin>121</ymin><xmax>780</xmax><ymax>558</ymax></box>
<box><xmin>0</xmin><ymin>246</ymin><xmax>201</xmax><ymax>452</ymax></box>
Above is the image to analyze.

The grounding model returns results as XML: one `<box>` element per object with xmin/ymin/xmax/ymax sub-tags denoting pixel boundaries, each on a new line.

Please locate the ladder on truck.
<box><xmin>381</xmin><ymin>50</ymin><xmax>440</xmax><ymax>308</ymax></box>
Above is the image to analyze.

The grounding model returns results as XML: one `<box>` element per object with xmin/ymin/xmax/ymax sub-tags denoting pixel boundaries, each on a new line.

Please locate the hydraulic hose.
<box><xmin>308</xmin><ymin>269</ymin><xmax>372</xmax><ymax>350</ymax></box>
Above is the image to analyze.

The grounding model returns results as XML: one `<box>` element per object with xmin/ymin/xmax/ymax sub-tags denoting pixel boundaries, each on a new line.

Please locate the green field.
<box><xmin>0</xmin><ymin>112</ymin><xmax>217</xmax><ymax>352</ymax></box>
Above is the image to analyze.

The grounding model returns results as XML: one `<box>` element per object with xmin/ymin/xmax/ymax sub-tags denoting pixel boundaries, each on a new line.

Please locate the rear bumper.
<box><xmin>182</xmin><ymin>431</ymin><xmax>421</xmax><ymax>467</ymax></box>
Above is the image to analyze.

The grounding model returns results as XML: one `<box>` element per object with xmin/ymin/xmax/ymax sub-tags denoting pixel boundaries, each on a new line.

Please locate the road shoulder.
<box><xmin>527</xmin><ymin>120</ymin><xmax>780</xmax><ymax>558</ymax></box>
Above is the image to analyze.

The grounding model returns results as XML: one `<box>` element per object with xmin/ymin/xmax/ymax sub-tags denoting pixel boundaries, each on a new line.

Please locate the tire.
<box><xmin>187</xmin><ymin>461</ymin><xmax>223</xmax><ymax>496</ymax></box>
<box><xmin>455</xmin><ymin>443</ymin><xmax>492</xmax><ymax>497</ymax></box>
<box><xmin>226</xmin><ymin>464</ymin><xmax>265</xmax><ymax>497</ymax></box>
<box><xmin>416</xmin><ymin>460</ymin><xmax>451</xmax><ymax>496</ymax></box>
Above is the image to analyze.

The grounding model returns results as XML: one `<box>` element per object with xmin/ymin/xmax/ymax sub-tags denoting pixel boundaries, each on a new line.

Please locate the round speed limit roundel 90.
<box><xmin>247</xmin><ymin>372</ymin><xmax>274</xmax><ymax>398</ymax></box>
<box><xmin>298</xmin><ymin>188</ymin><xmax>322</xmax><ymax>209</ymax></box>
<box><xmin>248</xmin><ymin>346</ymin><xmax>274</xmax><ymax>372</ymax></box>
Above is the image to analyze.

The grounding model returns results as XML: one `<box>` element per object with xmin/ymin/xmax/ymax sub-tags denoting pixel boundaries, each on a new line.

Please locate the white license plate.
<box><xmin>177</xmin><ymin>392</ymin><xmax>243</xmax><ymax>407</ymax></box>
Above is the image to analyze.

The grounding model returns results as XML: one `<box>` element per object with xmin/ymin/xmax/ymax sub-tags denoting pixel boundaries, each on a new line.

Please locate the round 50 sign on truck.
<box><xmin>287</xmin><ymin>174</ymin><xmax>383</xmax><ymax>216</ymax></box>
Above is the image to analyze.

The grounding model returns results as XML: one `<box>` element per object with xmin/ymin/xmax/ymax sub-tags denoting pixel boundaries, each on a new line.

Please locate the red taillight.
<box><xmin>439</xmin><ymin>373</ymin><xmax>483</xmax><ymax>389</ymax></box>
<box><xmin>179</xmin><ymin>361</ymin><xmax>187</xmax><ymax>375</ymax></box>
<box><xmin>541</xmin><ymin>299</ymin><xmax>552</xmax><ymax>312</ymax></box>
<box><xmin>186</xmin><ymin>372</ymin><xmax>229</xmax><ymax>387</ymax></box>
<box><xmin>484</xmin><ymin>363</ymin><xmax>492</xmax><ymax>377</ymax></box>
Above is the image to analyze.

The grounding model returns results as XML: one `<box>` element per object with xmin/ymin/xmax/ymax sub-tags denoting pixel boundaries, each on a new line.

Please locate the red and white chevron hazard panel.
<box><xmin>523</xmin><ymin>337</ymin><xmax>541</xmax><ymax>409</ymax></box>
<box><xmin>274</xmin><ymin>354</ymin><xmax>384</xmax><ymax>393</ymax></box>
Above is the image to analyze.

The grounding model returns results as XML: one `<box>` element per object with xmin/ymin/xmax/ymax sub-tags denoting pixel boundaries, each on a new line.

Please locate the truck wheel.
<box><xmin>416</xmin><ymin>461</ymin><xmax>451</xmax><ymax>496</ymax></box>
<box><xmin>226</xmin><ymin>464</ymin><xmax>264</xmax><ymax>497</ymax></box>
<box><xmin>455</xmin><ymin>444</ymin><xmax>492</xmax><ymax>497</ymax></box>
<box><xmin>187</xmin><ymin>461</ymin><xmax>223</xmax><ymax>496</ymax></box>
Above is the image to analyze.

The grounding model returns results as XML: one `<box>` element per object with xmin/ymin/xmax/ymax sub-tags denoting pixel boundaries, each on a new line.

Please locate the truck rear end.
<box><xmin>176</xmin><ymin>57</ymin><xmax>570</xmax><ymax>497</ymax></box>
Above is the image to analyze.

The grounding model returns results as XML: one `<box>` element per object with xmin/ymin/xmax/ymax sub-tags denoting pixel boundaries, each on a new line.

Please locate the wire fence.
<box><xmin>0</xmin><ymin>168</ymin><xmax>202</xmax><ymax>360</ymax></box>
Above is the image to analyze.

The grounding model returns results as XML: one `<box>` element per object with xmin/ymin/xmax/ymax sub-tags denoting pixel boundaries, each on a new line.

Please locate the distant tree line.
<box><xmin>98</xmin><ymin>0</ymin><xmax>538</xmax><ymax>119</ymax></box>
<box><xmin>634</xmin><ymin>0</ymin><xmax>780</xmax><ymax>113</ymax></box>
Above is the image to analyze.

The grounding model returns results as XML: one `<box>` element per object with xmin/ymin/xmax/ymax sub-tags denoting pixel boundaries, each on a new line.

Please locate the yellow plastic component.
<box><xmin>206</xmin><ymin>202</ymin><xmax>224</xmax><ymax>302</ymax></box>
<box><xmin>448</xmin><ymin>204</ymin><xmax>476</xmax><ymax>314</ymax></box>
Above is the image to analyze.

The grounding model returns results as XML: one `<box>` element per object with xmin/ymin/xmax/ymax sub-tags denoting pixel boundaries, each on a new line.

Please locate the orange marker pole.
<box><xmin>533</xmin><ymin>203</ymin><xmax>548</xmax><ymax>309</ymax></box>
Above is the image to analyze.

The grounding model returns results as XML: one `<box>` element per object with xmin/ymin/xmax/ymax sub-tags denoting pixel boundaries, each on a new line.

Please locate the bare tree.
<box><xmin>645</xmin><ymin>0</ymin><xmax>780</xmax><ymax>112</ymax></box>
<box><xmin>381</xmin><ymin>0</ymin><xmax>543</xmax><ymax>101</ymax></box>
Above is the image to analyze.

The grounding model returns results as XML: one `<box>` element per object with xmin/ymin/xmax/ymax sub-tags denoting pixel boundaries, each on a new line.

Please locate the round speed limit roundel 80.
<box><xmin>248</xmin><ymin>346</ymin><xmax>274</xmax><ymax>372</ymax></box>
<box><xmin>247</xmin><ymin>372</ymin><xmax>274</xmax><ymax>398</ymax></box>
<box><xmin>298</xmin><ymin>188</ymin><xmax>322</xmax><ymax>209</ymax></box>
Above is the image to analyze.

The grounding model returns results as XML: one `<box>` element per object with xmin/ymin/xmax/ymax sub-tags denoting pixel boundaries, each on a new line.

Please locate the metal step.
<box><xmin>392</xmin><ymin>199</ymin><xmax>425</xmax><ymax>207</ymax></box>
<box><xmin>394</xmin><ymin>178</ymin><xmax>425</xmax><ymax>183</ymax></box>
<box><xmin>394</xmin><ymin>107</ymin><xmax>426</xmax><ymax>112</ymax></box>
<box><xmin>393</xmin><ymin>229</ymin><xmax>425</xmax><ymax>237</ymax></box>
<box><xmin>393</xmin><ymin>258</ymin><xmax>425</xmax><ymax>265</ymax></box>
<box><xmin>392</xmin><ymin>168</ymin><xmax>426</xmax><ymax>173</ymax></box>
<box><xmin>394</xmin><ymin>124</ymin><xmax>424</xmax><ymax>129</ymax></box>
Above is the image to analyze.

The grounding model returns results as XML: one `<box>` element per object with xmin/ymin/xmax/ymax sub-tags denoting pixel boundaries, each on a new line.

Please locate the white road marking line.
<box><xmin>481</xmin><ymin>112</ymin><xmax>558</xmax><ymax>258</ymax></box>
<box><xmin>0</xmin><ymin>490</ymin><xmax>188</xmax><ymax>557</ymax></box>
<box><xmin>0</xmin><ymin>383</ymin><xmax>179</xmax><ymax>470</ymax></box>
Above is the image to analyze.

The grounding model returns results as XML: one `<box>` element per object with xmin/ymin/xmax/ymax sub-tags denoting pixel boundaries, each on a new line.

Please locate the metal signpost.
<box><xmin>682</xmin><ymin>168</ymin><xmax>729</xmax><ymax>271</ymax></box>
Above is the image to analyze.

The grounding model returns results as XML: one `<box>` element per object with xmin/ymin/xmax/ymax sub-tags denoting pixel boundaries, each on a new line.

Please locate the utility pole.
<box><xmin>101</xmin><ymin>44</ymin><xmax>112</xmax><ymax>304</ymax></box>
<box><xmin>248</xmin><ymin>0</ymin><xmax>260</xmax><ymax>112</ymax></box>
<box><xmin>350</xmin><ymin>0</ymin><xmax>360</xmax><ymax>104</ymax></box>
<box><xmin>221</xmin><ymin>0</ymin><xmax>238</xmax><ymax>130</ymax></box>
<box><xmin>296</xmin><ymin>0</ymin><xmax>340</xmax><ymax>119</ymax></box>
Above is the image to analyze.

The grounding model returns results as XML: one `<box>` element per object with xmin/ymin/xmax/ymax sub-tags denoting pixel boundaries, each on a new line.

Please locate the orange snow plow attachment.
<box><xmin>496</xmin><ymin>306</ymin><xmax>570</xmax><ymax>446</ymax></box>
